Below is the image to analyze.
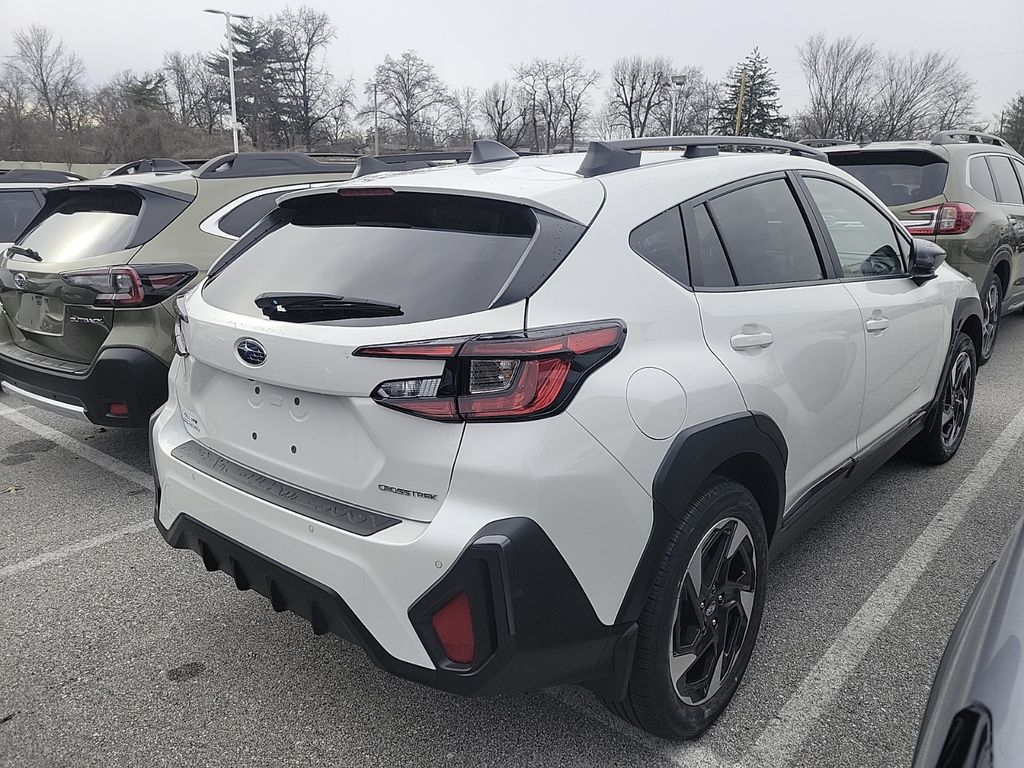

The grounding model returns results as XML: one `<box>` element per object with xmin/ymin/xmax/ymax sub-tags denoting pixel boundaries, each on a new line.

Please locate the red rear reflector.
<box><xmin>108</xmin><ymin>403</ymin><xmax>129</xmax><ymax>417</ymax></box>
<box><xmin>430</xmin><ymin>592</ymin><xmax>475</xmax><ymax>665</ymax></box>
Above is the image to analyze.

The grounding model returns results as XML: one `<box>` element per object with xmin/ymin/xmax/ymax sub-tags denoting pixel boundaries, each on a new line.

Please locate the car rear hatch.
<box><xmin>179</xmin><ymin>187</ymin><xmax>589</xmax><ymax>522</ymax></box>
<box><xmin>0</xmin><ymin>181</ymin><xmax>194</xmax><ymax>365</ymax></box>
<box><xmin>828</xmin><ymin>148</ymin><xmax>949</xmax><ymax>235</ymax></box>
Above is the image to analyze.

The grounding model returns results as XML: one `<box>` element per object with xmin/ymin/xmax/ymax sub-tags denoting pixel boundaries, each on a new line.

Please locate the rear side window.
<box><xmin>204</xmin><ymin>192</ymin><xmax>551</xmax><ymax>326</ymax></box>
<box><xmin>988</xmin><ymin>156</ymin><xmax>1024</xmax><ymax>205</ymax></box>
<box><xmin>690</xmin><ymin>204</ymin><xmax>734</xmax><ymax>288</ymax></box>
<box><xmin>19</xmin><ymin>189</ymin><xmax>141</xmax><ymax>262</ymax></box>
<box><xmin>629</xmin><ymin>208</ymin><xmax>687</xmax><ymax>283</ymax></box>
<box><xmin>218</xmin><ymin>191</ymin><xmax>283</xmax><ymax>238</ymax></box>
<box><xmin>969</xmin><ymin>156</ymin><xmax>998</xmax><ymax>201</ymax></box>
<box><xmin>829</xmin><ymin>150</ymin><xmax>948</xmax><ymax>206</ymax></box>
<box><xmin>708</xmin><ymin>179</ymin><xmax>824</xmax><ymax>286</ymax></box>
<box><xmin>0</xmin><ymin>191</ymin><xmax>42</xmax><ymax>242</ymax></box>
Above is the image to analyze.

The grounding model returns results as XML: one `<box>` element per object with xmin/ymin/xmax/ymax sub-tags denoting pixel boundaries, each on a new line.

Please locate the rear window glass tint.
<box><xmin>969</xmin><ymin>156</ymin><xmax>997</xmax><ymax>201</ymax></box>
<box><xmin>828</xmin><ymin>150</ymin><xmax>948</xmax><ymax>207</ymax></box>
<box><xmin>708</xmin><ymin>179</ymin><xmax>824</xmax><ymax>286</ymax></box>
<box><xmin>19</xmin><ymin>190</ymin><xmax>141</xmax><ymax>262</ymax></box>
<box><xmin>988</xmin><ymin>156</ymin><xmax>1024</xmax><ymax>205</ymax></box>
<box><xmin>204</xmin><ymin>192</ymin><xmax>538</xmax><ymax>326</ymax></box>
<box><xmin>218</xmin><ymin>192</ymin><xmax>284</xmax><ymax>238</ymax></box>
<box><xmin>690</xmin><ymin>204</ymin><xmax>735</xmax><ymax>288</ymax></box>
<box><xmin>629</xmin><ymin>207</ymin><xmax>687</xmax><ymax>283</ymax></box>
<box><xmin>0</xmin><ymin>191</ymin><xmax>42</xmax><ymax>242</ymax></box>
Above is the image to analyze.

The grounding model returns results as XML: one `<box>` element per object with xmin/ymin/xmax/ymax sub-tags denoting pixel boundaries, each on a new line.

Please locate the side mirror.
<box><xmin>909</xmin><ymin>238</ymin><xmax>946</xmax><ymax>284</ymax></box>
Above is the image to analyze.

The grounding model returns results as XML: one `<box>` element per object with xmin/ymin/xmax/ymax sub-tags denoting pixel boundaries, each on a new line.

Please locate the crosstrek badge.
<box><xmin>377</xmin><ymin>484</ymin><xmax>437</xmax><ymax>501</ymax></box>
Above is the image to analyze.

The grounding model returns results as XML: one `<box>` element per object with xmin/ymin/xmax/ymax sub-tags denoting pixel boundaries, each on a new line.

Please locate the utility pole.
<box><xmin>373</xmin><ymin>82</ymin><xmax>380</xmax><ymax>155</ymax></box>
<box><xmin>734</xmin><ymin>68</ymin><xmax>747</xmax><ymax>137</ymax></box>
<box><xmin>204</xmin><ymin>8</ymin><xmax>251</xmax><ymax>154</ymax></box>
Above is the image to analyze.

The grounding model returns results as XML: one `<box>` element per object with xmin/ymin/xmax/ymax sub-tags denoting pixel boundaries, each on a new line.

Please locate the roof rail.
<box><xmin>352</xmin><ymin>139</ymin><xmax>519</xmax><ymax>179</ymax></box>
<box><xmin>107</xmin><ymin>158</ymin><xmax>192</xmax><ymax>177</ymax></box>
<box><xmin>931</xmin><ymin>130</ymin><xmax>1010</xmax><ymax>148</ymax></box>
<box><xmin>194</xmin><ymin>151</ymin><xmax>357</xmax><ymax>179</ymax></box>
<box><xmin>0</xmin><ymin>168</ymin><xmax>87</xmax><ymax>184</ymax></box>
<box><xmin>577</xmin><ymin>136</ymin><xmax>828</xmax><ymax>177</ymax></box>
<box><xmin>800</xmin><ymin>138</ymin><xmax>857</xmax><ymax>148</ymax></box>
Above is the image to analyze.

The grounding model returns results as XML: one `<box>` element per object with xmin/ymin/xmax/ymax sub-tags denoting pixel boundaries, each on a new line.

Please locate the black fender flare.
<box><xmin>614</xmin><ymin>412</ymin><xmax>787</xmax><ymax>624</ymax></box>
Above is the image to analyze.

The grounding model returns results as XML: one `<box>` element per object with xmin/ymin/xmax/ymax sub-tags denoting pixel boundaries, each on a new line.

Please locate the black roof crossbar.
<box><xmin>932</xmin><ymin>130</ymin><xmax>1011</xmax><ymax>148</ymax></box>
<box><xmin>800</xmin><ymin>138</ymin><xmax>858</xmax><ymax>148</ymax></box>
<box><xmin>0</xmin><ymin>168</ymin><xmax>87</xmax><ymax>184</ymax></box>
<box><xmin>577</xmin><ymin>136</ymin><xmax>829</xmax><ymax>177</ymax></box>
<box><xmin>352</xmin><ymin>139</ymin><xmax>519</xmax><ymax>179</ymax></box>
<box><xmin>107</xmin><ymin>158</ymin><xmax>192</xmax><ymax>177</ymax></box>
<box><xmin>194</xmin><ymin>152</ymin><xmax>357</xmax><ymax>179</ymax></box>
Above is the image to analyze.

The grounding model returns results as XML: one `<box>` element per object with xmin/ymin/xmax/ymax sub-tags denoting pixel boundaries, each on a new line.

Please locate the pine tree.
<box><xmin>715</xmin><ymin>48</ymin><xmax>786</xmax><ymax>138</ymax></box>
<box><xmin>1001</xmin><ymin>92</ymin><xmax>1024</xmax><ymax>152</ymax></box>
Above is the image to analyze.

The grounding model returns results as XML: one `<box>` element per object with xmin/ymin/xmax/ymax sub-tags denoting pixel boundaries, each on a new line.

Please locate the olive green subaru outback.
<box><xmin>0</xmin><ymin>153</ymin><xmax>354</xmax><ymax>426</ymax></box>
<box><xmin>820</xmin><ymin>131</ymin><xmax>1024</xmax><ymax>364</ymax></box>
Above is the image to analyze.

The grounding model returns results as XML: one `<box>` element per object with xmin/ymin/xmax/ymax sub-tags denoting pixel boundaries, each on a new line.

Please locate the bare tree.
<box><xmin>607</xmin><ymin>56</ymin><xmax>672</xmax><ymax>138</ymax></box>
<box><xmin>514</xmin><ymin>56</ymin><xmax>597</xmax><ymax>152</ymax></box>
<box><xmin>366</xmin><ymin>50</ymin><xmax>449</xmax><ymax>151</ymax></box>
<box><xmin>163</xmin><ymin>51</ymin><xmax>224</xmax><ymax>135</ymax></box>
<box><xmin>557</xmin><ymin>56</ymin><xmax>600</xmax><ymax>151</ymax></box>
<box><xmin>797</xmin><ymin>34</ymin><xmax>879</xmax><ymax>140</ymax></box>
<box><xmin>872</xmin><ymin>50</ymin><xmax>976</xmax><ymax>140</ymax></box>
<box><xmin>10</xmin><ymin>25</ymin><xmax>85</xmax><ymax>131</ymax></box>
<box><xmin>277</xmin><ymin>6</ymin><xmax>338</xmax><ymax>149</ymax></box>
<box><xmin>445</xmin><ymin>86</ymin><xmax>478</xmax><ymax>147</ymax></box>
<box><xmin>480</xmin><ymin>80</ymin><xmax>528</xmax><ymax>147</ymax></box>
<box><xmin>649</xmin><ymin>68</ymin><xmax>722</xmax><ymax>136</ymax></box>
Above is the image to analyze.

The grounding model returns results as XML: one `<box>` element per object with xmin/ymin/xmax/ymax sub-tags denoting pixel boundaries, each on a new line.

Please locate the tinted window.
<box><xmin>969</xmin><ymin>156</ymin><xmax>998</xmax><ymax>200</ymax></box>
<box><xmin>19</xmin><ymin>190</ymin><xmax>141</xmax><ymax>262</ymax></box>
<box><xmin>988</xmin><ymin>156</ymin><xmax>1024</xmax><ymax>205</ymax></box>
<box><xmin>829</xmin><ymin>150</ymin><xmax>948</xmax><ymax>206</ymax></box>
<box><xmin>708</xmin><ymin>179</ymin><xmax>823</xmax><ymax>286</ymax></box>
<box><xmin>218</xmin><ymin>192</ymin><xmax>284</xmax><ymax>238</ymax></box>
<box><xmin>629</xmin><ymin>208</ymin><xmax>687</xmax><ymax>283</ymax></box>
<box><xmin>0</xmin><ymin>191</ymin><xmax>42</xmax><ymax>242</ymax></box>
<box><xmin>690</xmin><ymin>204</ymin><xmax>734</xmax><ymax>287</ymax></box>
<box><xmin>804</xmin><ymin>177</ymin><xmax>904</xmax><ymax>278</ymax></box>
<box><xmin>204</xmin><ymin>192</ymin><xmax>539</xmax><ymax>326</ymax></box>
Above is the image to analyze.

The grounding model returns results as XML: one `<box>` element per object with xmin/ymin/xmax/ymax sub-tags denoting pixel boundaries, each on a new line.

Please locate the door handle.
<box><xmin>730</xmin><ymin>330</ymin><xmax>774</xmax><ymax>350</ymax></box>
<box><xmin>865</xmin><ymin>317</ymin><xmax>890</xmax><ymax>333</ymax></box>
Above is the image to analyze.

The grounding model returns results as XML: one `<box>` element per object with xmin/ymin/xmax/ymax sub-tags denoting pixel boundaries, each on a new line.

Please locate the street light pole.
<box><xmin>665</xmin><ymin>74</ymin><xmax>687</xmax><ymax>138</ymax></box>
<box><xmin>204</xmin><ymin>8</ymin><xmax>251</xmax><ymax>154</ymax></box>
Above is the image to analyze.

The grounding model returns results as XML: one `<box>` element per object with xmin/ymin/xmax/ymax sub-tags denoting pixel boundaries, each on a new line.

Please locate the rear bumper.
<box><xmin>0</xmin><ymin>344</ymin><xmax>167</xmax><ymax>427</ymax></box>
<box><xmin>150</xmin><ymin>404</ymin><xmax>637</xmax><ymax>698</ymax></box>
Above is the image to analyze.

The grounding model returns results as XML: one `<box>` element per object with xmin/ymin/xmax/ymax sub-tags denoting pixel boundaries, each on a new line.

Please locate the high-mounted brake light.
<box><xmin>61</xmin><ymin>264</ymin><xmax>197</xmax><ymax>308</ymax></box>
<box><xmin>905</xmin><ymin>203</ymin><xmax>976</xmax><ymax>236</ymax></box>
<box><xmin>355</xmin><ymin>321</ymin><xmax>625</xmax><ymax>422</ymax></box>
<box><xmin>336</xmin><ymin>187</ymin><xmax>396</xmax><ymax>197</ymax></box>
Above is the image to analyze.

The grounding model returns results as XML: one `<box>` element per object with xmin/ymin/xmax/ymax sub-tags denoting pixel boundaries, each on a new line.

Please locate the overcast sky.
<box><xmin>1</xmin><ymin>0</ymin><xmax>1022</xmax><ymax>122</ymax></box>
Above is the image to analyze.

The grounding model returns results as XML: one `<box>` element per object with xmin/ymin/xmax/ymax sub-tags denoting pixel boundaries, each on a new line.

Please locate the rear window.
<box><xmin>0</xmin><ymin>190</ymin><xmax>42</xmax><ymax>242</ymax></box>
<box><xmin>828</xmin><ymin>150</ymin><xmax>948</xmax><ymax>207</ymax></box>
<box><xmin>988</xmin><ymin>156</ymin><xmax>1024</xmax><ymax>205</ymax></box>
<box><xmin>217</xmin><ymin>191</ymin><xmax>283</xmax><ymax>238</ymax></box>
<box><xmin>19</xmin><ymin>189</ymin><xmax>141</xmax><ymax>262</ymax></box>
<box><xmin>204</xmin><ymin>191</ymin><xmax>545</xmax><ymax>326</ymax></box>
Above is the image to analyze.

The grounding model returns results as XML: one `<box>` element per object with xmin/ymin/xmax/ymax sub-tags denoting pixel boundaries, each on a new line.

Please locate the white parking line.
<box><xmin>0</xmin><ymin>520</ymin><xmax>153</xmax><ymax>579</ymax></box>
<box><xmin>0</xmin><ymin>405</ymin><xmax>152</xmax><ymax>489</ymax></box>
<box><xmin>726</xmin><ymin>404</ymin><xmax>1024</xmax><ymax>768</ymax></box>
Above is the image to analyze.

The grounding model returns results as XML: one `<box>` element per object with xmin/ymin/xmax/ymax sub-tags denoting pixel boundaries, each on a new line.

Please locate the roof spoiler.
<box><xmin>0</xmin><ymin>169</ymin><xmax>88</xmax><ymax>183</ymax></box>
<box><xmin>194</xmin><ymin>152</ymin><xmax>357</xmax><ymax>179</ymax></box>
<box><xmin>352</xmin><ymin>139</ymin><xmax>519</xmax><ymax>179</ymax></box>
<box><xmin>577</xmin><ymin>136</ymin><xmax>829</xmax><ymax>177</ymax></box>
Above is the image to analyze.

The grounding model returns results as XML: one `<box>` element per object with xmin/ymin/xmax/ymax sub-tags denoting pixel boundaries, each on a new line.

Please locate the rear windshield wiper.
<box><xmin>254</xmin><ymin>292</ymin><xmax>403</xmax><ymax>322</ymax></box>
<box><xmin>5</xmin><ymin>245</ymin><xmax>41</xmax><ymax>262</ymax></box>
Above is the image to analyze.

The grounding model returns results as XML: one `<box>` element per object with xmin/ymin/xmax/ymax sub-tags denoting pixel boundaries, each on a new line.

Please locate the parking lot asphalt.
<box><xmin>2</xmin><ymin>315</ymin><xmax>1024</xmax><ymax>768</ymax></box>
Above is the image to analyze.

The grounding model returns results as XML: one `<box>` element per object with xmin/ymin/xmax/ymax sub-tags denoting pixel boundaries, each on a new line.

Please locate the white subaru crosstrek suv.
<box><xmin>152</xmin><ymin>137</ymin><xmax>982</xmax><ymax>739</ymax></box>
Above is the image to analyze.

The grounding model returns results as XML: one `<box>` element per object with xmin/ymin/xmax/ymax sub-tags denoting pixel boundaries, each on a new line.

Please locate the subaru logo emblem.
<box><xmin>236</xmin><ymin>338</ymin><xmax>267</xmax><ymax>366</ymax></box>
<box><xmin>13</xmin><ymin>273</ymin><xmax>27</xmax><ymax>290</ymax></box>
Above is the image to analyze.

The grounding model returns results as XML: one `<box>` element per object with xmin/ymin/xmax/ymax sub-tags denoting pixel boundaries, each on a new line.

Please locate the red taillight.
<box><xmin>906</xmin><ymin>203</ymin><xmax>976</xmax><ymax>236</ymax></box>
<box><xmin>355</xmin><ymin>320</ymin><xmax>625</xmax><ymax>422</ymax></box>
<box><xmin>61</xmin><ymin>264</ymin><xmax>197</xmax><ymax>308</ymax></box>
<box><xmin>430</xmin><ymin>592</ymin><xmax>475</xmax><ymax>665</ymax></box>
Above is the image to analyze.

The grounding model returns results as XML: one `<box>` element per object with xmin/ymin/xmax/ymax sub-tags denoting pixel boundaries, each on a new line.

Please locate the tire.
<box><xmin>978</xmin><ymin>275</ymin><xmax>1003</xmax><ymax>365</ymax></box>
<box><xmin>908</xmin><ymin>331</ymin><xmax>976</xmax><ymax>464</ymax></box>
<box><xmin>603</xmin><ymin>475</ymin><xmax>768</xmax><ymax>739</ymax></box>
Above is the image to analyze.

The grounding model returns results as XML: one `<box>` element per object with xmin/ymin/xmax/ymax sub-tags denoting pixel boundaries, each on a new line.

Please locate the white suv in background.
<box><xmin>152</xmin><ymin>137</ymin><xmax>982</xmax><ymax>739</ymax></box>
